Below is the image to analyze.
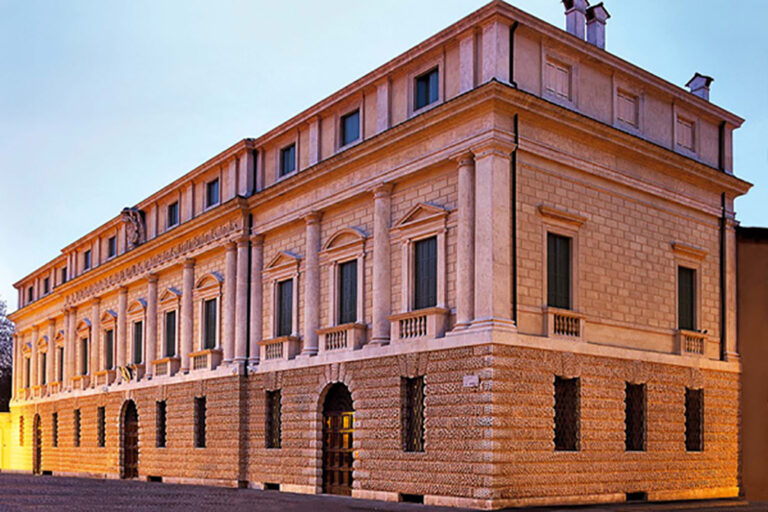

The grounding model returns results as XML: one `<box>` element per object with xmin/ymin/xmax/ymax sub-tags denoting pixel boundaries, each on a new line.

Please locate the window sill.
<box><xmin>275</xmin><ymin>170</ymin><xmax>298</xmax><ymax>183</ymax></box>
<box><xmin>337</xmin><ymin>138</ymin><xmax>361</xmax><ymax>153</ymax></box>
<box><xmin>410</xmin><ymin>100</ymin><xmax>441</xmax><ymax>118</ymax></box>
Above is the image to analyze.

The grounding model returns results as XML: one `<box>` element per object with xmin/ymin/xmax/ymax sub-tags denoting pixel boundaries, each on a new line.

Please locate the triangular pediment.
<box><xmin>36</xmin><ymin>336</ymin><xmax>48</xmax><ymax>348</ymax></box>
<box><xmin>127</xmin><ymin>299</ymin><xmax>147</xmax><ymax>316</ymax></box>
<box><xmin>195</xmin><ymin>272</ymin><xmax>224</xmax><ymax>290</ymax></box>
<box><xmin>54</xmin><ymin>329</ymin><xmax>65</xmax><ymax>342</ymax></box>
<box><xmin>322</xmin><ymin>227</ymin><xmax>367</xmax><ymax>252</ymax></box>
<box><xmin>266</xmin><ymin>251</ymin><xmax>301</xmax><ymax>270</ymax></box>
<box><xmin>395</xmin><ymin>202</ymin><xmax>449</xmax><ymax>228</ymax></box>
<box><xmin>159</xmin><ymin>287</ymin><xmax>182</xmax><ymax>305</ymax></box>
<box><xmin>100</xmin><ymin>309</ymin><xmax>118</xmax><ymax>324</ymax></box>
<box><xmin>76</xmin><ymin>319</ymin><xmax>91</xmax><ymax>333</ymax></box>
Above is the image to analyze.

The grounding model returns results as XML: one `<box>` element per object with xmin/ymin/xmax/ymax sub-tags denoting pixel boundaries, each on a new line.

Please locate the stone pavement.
<box><xmin>0</xmin><ymin>474</ymin><xmax>765</xmax><ymax>512</ymax></box>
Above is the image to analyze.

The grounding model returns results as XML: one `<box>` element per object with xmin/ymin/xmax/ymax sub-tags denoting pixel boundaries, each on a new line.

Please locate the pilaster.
<box><xmin>249</xmin><ymin>233</ymin><xmax>265</xmax><ymax>367</ymax></box>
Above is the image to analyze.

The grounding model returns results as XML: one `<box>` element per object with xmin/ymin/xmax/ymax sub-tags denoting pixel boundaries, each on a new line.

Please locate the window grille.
<box><xmin>685</xmin><ymin>388</ymin><xmax>703</xmax><ymax>452</ymax></box>
<box><xmin>52</xmin><ymin>413</ymin><xmax>58</xmax><ymax>447</ymax></box>
<box><xmin>547</xmin><ymin>233</ymin><xmax>571</xmax><ymax>309</ymax></box>
<box><xmin>554</xmin><ymin>376</ymin><xmax>579</xmax><ymax>451</ymax></box>
<box><xmin>156</xmin><ymin>401</ymin><xmax>167</xmax><ymax>448</ymax></box>
<box><xmin>625</xmin><ymin>383</ymin><xmax>646</xmax><ymax>451</ymax></box>
<box><xmin>97</xmin><ymin>406</ymin><xmax>106</xmax><ymax>447</ymax></box>
<box><xmin>413</xmin><ymin>237</ymin><xmax>437</xmax><ymax>310</ymax></box>
<box><xmin>74</xmin><ymin>409</ymin><xmax>81</xmax><ymax>447</ymax></box>
<box><xmin>338</xmin><ymin>260</ymin><xmax>357</xmax><ymax>324</ymax></box>
<box><xmin>265</xmin><ymin>390</ymin><xmax>282</xmax><ymax>449</ymax></box>
<box><xmin>194</xmin><ymin>397</ymin><xmax>206</xmax><ymax>448</ymax></box>
<box><xmin>401</xmin><ymin>376</ymin><xmax>425</xmax><ymax>452</ymax></box>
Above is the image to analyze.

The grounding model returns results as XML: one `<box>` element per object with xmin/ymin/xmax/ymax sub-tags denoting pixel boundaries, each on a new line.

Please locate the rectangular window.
<box><xmin>685</xmin><ymin>388</ymin><xmax>703</xmax><ymax>452</ymax></box>
<box><xmin>165</xmin><ymin>311</ymin><xmax>177</xmax><ymax>357</ymax></box>
<box><xmin>84</xmin><ymin>250</ymin><xmax>91</xmax><ymax>270</ymax></box>
<box><xmin>340</xmin><ymin>110</ymin><xmax>360</xmax><ymax>146</ymax></box>
<box><xmin>19</xmin><ymin>416</ymin><xmax>23</xmax><ymax>446</ymax></box>
<box><xmin>74</xmin><ymin>409</ymin><xmax>81</xmax><ymax>447</ymax></box>
<box><xmin>167</xmin><ymin>201</ymin><xmax>179</xmax><ymax>228</ymax></box>
<box><xmin>545</xmin><ymin>59</ymin><xmax>571</xmax><ymax>100</ymax></box>
<box><xmin>104</xmin><ymin>330</ymin><xmax>114</xmax><ymax>370</ymax></box>
<box><xmin>265</xmin><ymin>390</ymin><xmax>282</xmax><ymax>449</ymax></box>
<box><xmin>279</xmin><ymin>144</ymin><xmax>296</xmax><ymax>177</ymax></box>
<box><xmin>276</xmin><ymin>279</ymin><xmax>293</xmax><ymax>337</ymax></box>
<box><xmin>203</xmin><ymin>299</ymin><xmax>217</xmax><ymax>349</ymax></box>
<box><xmin>132</xmin><ymin>321</ymin><xmax>143</xmax><ymax>364</ymax></box>
<box><xmin>206</xmin><ymin>178</ymin><xmax>220</xmax><ymax>208</ymax></box>
<box><xmin>337</xmin><ymin>260</ymin><xmax>357</xmax><ymax>324</ymax></box>
<box><xmin>97</xmin><ymin>406</ymin><xmax>106</xmax><ymax>447</ymax></box>
<box><xmin>57</xmin><ymin>347</ymin><xmax>64</xmax><ymax>382</ymax></box>
<box><xmin>677</xmin><ymin>116</ymin><xmax>695</xmax><ymax>151</ymax></box>
<box><xmin>52</xmin><ymin>412</ymin><xmax>58</xmax><ymax>447</ymax></box>
<box><xmin>625</xmin><ymin>383</ymin><xmax>646</xmax><ymax>451</ymax></box>
<box><xmin>194</xmin><ymin>397</ymin><xmax>206</xmax><ymax>448</ymax></box>
<box><xmin>415</xmin><ymin>67</ymin><xmax>439</xmax><ymax>110</ymax></box>
<box><xmin>25</xmin><ymin>358</ymin><xmax>30</xmax><ymax>388</ymax></box>
<box><xmin>41</xmin><ymin>352</ymin><xmax>47</xmax><ymax>385</ymax></box>
<box><xmin>61</xmin><ymin>267</ymin><xmax>67</xmax><ymax>284</ymax></box>
<box><xmin>554</xmin><ymin>376</ymin><xmax>580</xmax><ymax>451</ymax></box>
<box><xmin>678</xmin><ymin>266</ymin><xmax>696</xmax><ymax>330</ymax></box>
<box><xmin>107</xmin><ymin>236</ymin><xmax>116</xmax><ymax>258</ymax></box>
<box><xmin>156</xmin><ymin>401</ymin><xmax>167</xmax><ymax>448</ymax></box>
<box><xmin>413</xmin><ymin>236</ymin><xmax>437</xmax><ymax>310</ymax></box>
<box><xmin>43</xmin><ymin>278</ymin><xmax>50</xmax><ymax>295</ymax></box>
<box><xmin>27</xmin><ymin>286</ymin><xmax>33</xmax><ymax>303</ymax></box>
<box><xmin>401</xmin><ymin>376</ymin><xmax>425</xmax><ymax>452</ymax></box>
<box><xmin>80</xmin><ymin>338</ymin><xmax>88</xmax><ymax>376</ymax></box>
<box><xmin>617</xmin><ymin>89</ymin><xmax>639</xmax><ymax>127</ymax></box>
<box><xmin>547</xmin><ymin>233</ymin><xmax>572</xmax><ymax>309</ymax></box>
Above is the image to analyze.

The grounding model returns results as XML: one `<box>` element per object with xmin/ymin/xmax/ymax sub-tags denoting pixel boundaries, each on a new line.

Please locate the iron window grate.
<box><xmin>156</xmin><ymin>401</ymin><xmax>167</xmax><ymax>448</ymax></box>
<box><xmin>194</xmin><ymin>397</ymin><xmax>206</xmax><ymax>448</ymax></box>
<box><xmin>554</xmin><ymin>376</ymin><xmax>580</xmax><ymax>451</ymax></box>
<box><xmin>401</xmin><ymin>376</ymin><xmax>425</xmax><ymax>452</ymax></box>
<box><xmin>265</xmin><ymin>390</ymin><xmax>282</xmax><ymax>449</ymax></box>
<box><xmin>625</xmin><ymin>383</ymin><xmax>646</xmax><ymax>451</ymax></box>
<box><xmin>685</xmin><ymin>388</ymin><xmax>703</xmax><ymax>451</ymax></box>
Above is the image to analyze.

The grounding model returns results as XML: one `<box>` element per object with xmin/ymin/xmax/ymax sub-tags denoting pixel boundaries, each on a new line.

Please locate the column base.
<box><xmin>368</xmin><ymin>337</ymin><xmax>390</xmax><ymax>346</ymax></box>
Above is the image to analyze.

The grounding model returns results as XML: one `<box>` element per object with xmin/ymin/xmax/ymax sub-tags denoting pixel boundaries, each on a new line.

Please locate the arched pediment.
<box><xmin>159</xmin><ymin>287</ymin><xmax>182</xmax><ymax>306</ymax></box>
<box><xmin>394</xmin><ymin>202</ymin><xmax>449</xmax><ymax>229</ymax></box>
<box><xmin>100</xmin><ymin>309</ymin><xmax>118</xmax><ymax>324</ymax></box>
<box><xmin>127</xmin><ymin>299</ymin><xmax>147</xmax><ymax>316</ymax></box>
<box><xmin>22</xmin><ymin>342</ymin><xmax>32</xmax><ymax>355</ymax></box>
<box><xmin>195</xmin><ymin>272</ymin><xmax>224</xmax><ymax>291</ymax></box>
<box><xmin>76</xmin><ymin>319</ymin><xmax>91</xmax><ymax>333</ymax></box>
<box><xmin>36</xmin><ymin>336</ymin><xmax>48</xmax><ymax>348</ymax></box>
<box><xmin>321</xmin><ymin>227</ymin><xmax>368</xmax><ymax>252</ymax></box>
<box><xmin>266</xmin><ymin>251</ymin><xmax>301</xmax><ymax>270</ymax></box>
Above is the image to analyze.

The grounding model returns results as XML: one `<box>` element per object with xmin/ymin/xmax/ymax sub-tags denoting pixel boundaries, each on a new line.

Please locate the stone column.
<box><xmin>91</xmin><ymin>298</ymin><xmax>101</xmax><ymax>381</ymax></box>
<box><xmin>66</xmin><ymin>308</ymin><xmax>76</xmax><ymax>386</ymax></box>
<box><xmin>30</xmin><ymin>327</ymin><xmax>39</xmax><ymax>387</ymax></box>
<box><xmin>181</xmin><ymin>259</ymin><xmax>195</xmax><ymax>372</ymax></box>
<box><xmin>47</xmin><ymin>319</ymin><xmax>56</xmax><ymax>384</ymax></box>
<box><xmin>455</xmin><ymin>152</ymin><xmax>476</xmax><ymax>328</ymax></box>
<box><xmin>725</xmin><ymin>214</ymin><xmax>739</xmax><ymax>360</ymax></box>
<box><xmin>472</xmin><ymin>141</ymin><xmax>515</xmax><ymax>330</ymax></box>
<box><xmin>222</xmin><ymin>241</ymin><xmax>237</xmax><ymax>363</ymax></box>
<box><xmin>249</xmin><ymin>234</ymin><xmax>264</xmax><ymax>367</ymax></box>
<box><xmin>146</xmin><ymin>274</ymin><xmax>158</xmax><ymax>376</ymax></box>
<box><xmin>371</xmin><ymin>183</ymin><xmax>393</xmax><ymax>344</ymax></box>
<box><xmin>117</xmin><ymin>287</ymin><xmax>127</xmax><ymax>377</ymax></box>
<box><xmin>234</xmin><ymin>236</ymin><xmax>250</xmax><ymax>364</ymax></box>
<box><xmin>11</xmin><ymin>334</ymin><xmax>19</xmax><ymax>399</ymax></box>
<box><xmin>302</xmin><ymin>212</ymin><xmax>321</xmax><ymax>356</ymax></box>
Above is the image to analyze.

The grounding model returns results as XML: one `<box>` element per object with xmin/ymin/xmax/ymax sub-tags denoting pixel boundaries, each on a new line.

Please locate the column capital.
<box><xmin>372</xmin><ymin>182</ymin><xmax>394</xmax><ymax>198</ymax></box>
<box><xmin>118</xmin><ymin>286</ymin><xmax>128</xmax><ymax>295</ymax></box>
<box><xmin>236</xmin><ymin>235</ymin><xmax>250</xmax><ymax>248</ymax></box>
<box><xmin>92</xmin><ymin>296</ymin><xmax>101</xmax><ymax>306</ymax></box>
<box><xmin>225</xmin><ymin>240</ymin><xmax>238</xmax><ymax>251</ymax></box>
<box><xmin>250</xmin><ymin>231</ymin><xmax>265</xmax><ymax>244</ymax></box>
<box><xmin>472</xmin><ymin>138</ymin><xmax>516</xmax><ymax>160</ymax></box>
<box><xmin>304</xmin><ymin>211</ymin><xmax>322</xmax><ymax>225</ymax></box>
<box><xmin>184</xmin><ymin>258</ymin><xmax>196</xmax><ymax>269</ymax></box>
<box><xmin>449</xmin><ymin>150</ymin><xmax>475</xmax><ymax>167</ymax></box>
<box><xmin>48</xmin><ymin>318</ymin><xmax>56</xmax><ymax>326</ymax></box>
<box><xmin>147</xmin><ymin>273</ymin><xmax>159</xmax><ymax>284</ymax></box>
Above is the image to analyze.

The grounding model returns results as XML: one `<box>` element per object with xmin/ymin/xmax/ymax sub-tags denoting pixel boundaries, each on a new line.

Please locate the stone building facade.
<box><xmin>6</xmin><ymin>1</ymin><xmax>752</xmax><ymax>509</ymax></box>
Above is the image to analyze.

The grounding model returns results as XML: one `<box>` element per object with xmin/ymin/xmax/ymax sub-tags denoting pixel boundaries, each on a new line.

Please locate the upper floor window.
<box><xmin>413</xmin><ymin>236</ymin><xmax>437</xmax><ymax>310</ymax></box>
<box><xmin>164</xmin><ymin>310</ymin><xmax>177</xmax><ymax>357</ymax></box>
<box><xmin>337</xmin><ymin>260</ymin><xmax>357</xmax><ymax>325</ymax></box>
<box><xmin>57</xmin><ymin>347</ymin><xmax>64</xmax><ymax>382</ymax></box>
<box><xmin>132</xmin><ymin>321</ymin><xmax>143</xmax><ymax>365</ymax></box>
<box><xmin>40</xmin><ymin>352</ymin><xmax>47</xmax><ymax>385</ymax></box>
<box><xmin>24</xmin><ymin>358</ymin><xmax>30</xmax><ymax>388</ymax></box>
<box><xmin>340</xmin><ymin>110</ymin><xmax>360</xmax><ymax>147</ymax></box>
<box><xmin>415</xmin><ymin>67</ymin><xmax>439</xmax><ymax>110</ymax></box>
<box><xmin>80</xmin><ymin>338</ymin><xmax>89</xmax><ymax>376</ymax></box>
<box><xmin>276</xmin><ymin>279</ymin><xmax>293</xmax><ymax>337</ymax></box>
<box><xmin>83</xmin><ymin>250</ymin><xmax>92</xmax><ymax>271</ymax></box>
<box><xmin>678</xmin><ymin>266</ymin><xmax>696</xmax><ymax>331</ymax></box>
<box><xmin>107</xmin><ymin>236</ymin><xmax>116</xmax><ymax>258</ymax></box>
<box><xmin>280</xmin><ymin>144</ymin><xmax>296</xmax><ymax>177</ymax></box>
<box><xmin>547</xmin><ymin>233</ymin><xmax>572</xmax><ymax>310</ymax></box>
<box><xmin>203</xmin><ymin>298</ymin><xmax>217</xmax><ymax>350</ymax></box>
<box><xmin>205</xmin><ymin>178</ymin><xmax>220</xmax><ymax>208</ymax></box>
<box><xmin>61</xmin><ymin>267</ymin><xmax>67</xmax><ymax>285</ymax></box>
<box><xmin>104</xmin><ymin>329</ymin><xmax>114</xmax><ymax>370</ymax></box>
<box><xmin>27</xmin><ymin>286</ymin><xmax>33</xmax><ymax>303</ymax></box>
<box><xmin>167</xmin><ymin>201</ymin><xmax>179</xmax><ymax>228</ymax></box>
<box><xmin>545</xmin><ymin>58</ymin><xmax>571</xmax><ymax>101</ymax></box>
<box><xmin>676</xmin><ymin>115</ymin><xmax>695</xmax><ymax>151</ymax></box>
<box><xmin>43</xmin><ymin>278</ymin><xmax>50</xmax><ymax>295</ymax></box>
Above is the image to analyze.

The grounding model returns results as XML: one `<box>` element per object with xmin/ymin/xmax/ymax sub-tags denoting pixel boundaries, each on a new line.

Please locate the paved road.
<box><xmin>0</xmin><ymin>474</ymin><xmax>765</xmax><ymax>512</ymax></box>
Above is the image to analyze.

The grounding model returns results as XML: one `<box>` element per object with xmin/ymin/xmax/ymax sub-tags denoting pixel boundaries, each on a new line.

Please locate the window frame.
<box><xmin>194</xmin><ymin>396</ymin><xmax>206</xmax><ymax>449</ymax></box>
<box><xmin>265</xmin><ymin>389</ymin><xmax>282</xmax><ymax>449</ymax></box>
<box><xmin>671</xmin><ymin>241</ymin><xmax>705</xmax><ymax>335</ymax></box>
<box><xmin>278</xmin><ymin>143</ymin><xmax>297</xmax><ymax>178</ymax></box>
<box><xmin>97</xmin><ymin>406</ymin><xmax>106</xmax><ymax>448</ymax></box>
<box><xmin>107</xmin><ymin>236</ymin><xmax>117</xmax><ymax>259</ymax></box>
<box><xmin>546</xmin><ymin>232</ymin><xmax>573</xmax><ymax>310</ymax></box>
<box><xmin>100</xmin><ymin>310</ymin><xmax>117</xmax><ymax>372</ymax></box>
<box><xmin>73</xmin><ymin>409</ymin><xmax>81</xmax><ymax>448</ymax></box>
<box><xmin>127</xmin><ymin>299</ymin><xmax>147</xmax><ymax>367</ymax></box>
<box><xmin>408</xmin><ymin>56</ymin><xmax>444</xmax><ymax>117</ymax></box>
<box><xmin>156</xmin><ymin>400</ymin><xmax>167</xmax><ymax>448</ymax></box>
<box><xmin>684</xmin><ymin>387</ymin><xmax>704</xmax><ymax>452</ymax></box>
<box><xmin>83</xmin><ymin>249</ymin><xmax>91</xmax><ymax>271</ymax></box>
<box><xmin>624</xmin><ymin>382</ymin><xmax>647</xmax><ymax>452</ymax></box>
<box><xmin>263</xmin><ymin>252</ymin><xmax>301</xmax><ymax>339</ymax></box>
<box><xmin>158</xmin><ymin>287</ymin><xmax>182</xmax><ymax>358</ymax></box>
<box><xmin>553</xmin><ymin>376</ymin><xmax>580</xmax><ymax>451</ymax></box>
<box><xmin>401</xmin><ymin>376</ymin><xmax>425</xmax><ymax>453</ymax></box>
<box><xmin>194</xmin><ymin>273</ymin><xmax>223</xmax><ymax>351</ymax></box>
<box><xmin>541</xmin><ymin>49</ymin><xmax>579</xmax><ymax>109</ymax></box>
<box><xmin>539</xmin><ymin>205</ymin><xmax>585</xmax><ymax>315</ymax></box>
<box><xmin>338</xmin><ymin>106</ymin><xmax>362</xmax><ymax>150</ymax></box>
<box><xmin>205</xmin><ymin>178</ymin><xmax>220</xmax><ymax>209</ymax></box>
<box><xmin>52</xmin><ymin>412</ymin><xmax>58</xmax><ymax>448</ymax></box>
<box><xmin>320</xmin><ymin>228</ymin><xmax>367</xmax><ymax>328</ymax></box>
<box><xmin>167</xmin><ymin>201</ymin><xmax>179</xmax><ymax>229</ymax></box>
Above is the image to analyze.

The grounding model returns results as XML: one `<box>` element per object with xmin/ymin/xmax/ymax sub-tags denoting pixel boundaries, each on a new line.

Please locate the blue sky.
<box><xmin>0</xmin><ymin>0</ymin><xmax>765</xmax><ymax>309</ymax></box>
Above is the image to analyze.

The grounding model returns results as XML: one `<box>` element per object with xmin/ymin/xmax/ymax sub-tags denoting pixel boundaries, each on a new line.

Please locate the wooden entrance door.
<box><xmin>121</xmin><ymin>401</ymin><xmax>139</xmax><ymax>479</ymax></box>
<box><xmin>322</xmin><ymin>383</ymin><xmax>354</xmax><ymax>495</ymax></box>
<box><xmin>32</xmin><ymin>415</ymin><xmax>41</xmax><ymax>475</ymax></box>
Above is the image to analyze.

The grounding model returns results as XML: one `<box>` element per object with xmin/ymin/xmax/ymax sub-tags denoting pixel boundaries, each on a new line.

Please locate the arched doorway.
<box><xmin>32</xmin><ymin>414</ymin><xmax>42</xmax><ymax>475</ymax></box>
<box><xmin>120</xmin><ymin>401</ymin><xmax>139</xmax><ymax>479</ymax></box>
<box><xmin>321</xmin><ymin>383</ymin><xmax>354</xmax><ymax>496</ymax></box>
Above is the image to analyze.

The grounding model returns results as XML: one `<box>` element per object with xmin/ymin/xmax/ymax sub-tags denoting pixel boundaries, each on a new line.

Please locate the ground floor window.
<box><xmin>52</xmin><ymin>413</ymin><xmax>58</xmax><ymax>447</ymax></box>
<box><xmin>156</xmin><ymin>401</ymin><xmax>167</xmax><ymax>448</ymax></box>
<box><xmin>625</xmin><ymin>383</ymin><xmax>646</xmax><ymax>451</ymax></box>
<box><xmin>685</xmin><ymin>388</ymin><xmax>703</xmax><ymax>452</ymax></box>
<box><xmin>97</xmin><ymin>407</ymin><xmax>106</xmax><ymax>447</ymax></box>
<box><xmin>74</xmin><ymin>409</ymin><xmax>81</xmax><ymax>447</ymax></box>
<box><xmin>554</xmin><ymin>376</ymin><xmax>579</xmax><ymax>451</ymax></box>
<box><xmin>401</xmin><ymin>376</ymin><xmax>425</xmax><ymax>452</ymax></box>
<box><xmin>194</xmin><ymin>397</ymin><xmax>206</xmax><ymax>448</ymax></box>
<box><xmin>265</xmin><ymin>390</ymin><xmax>282</xmax><ymax>449</ymax></box>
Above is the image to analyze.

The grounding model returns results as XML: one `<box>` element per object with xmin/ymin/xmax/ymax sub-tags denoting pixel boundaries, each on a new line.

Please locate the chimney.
<box><xmin>686</xmin><ymin>73</ymin><xmax>714</xmax><ymax>101</ymax></box>
<box><xmin>586</xmin><ymin>3</ymin><xmax>610</xmax><ymax>49</ymax></box>
<box><xmin>562</xmin><ymin>0</ymin><xmax>588</xmax><ymax>40</ymax></box>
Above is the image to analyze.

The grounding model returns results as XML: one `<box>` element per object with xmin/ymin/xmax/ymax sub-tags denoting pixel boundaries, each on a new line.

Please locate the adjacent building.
<box><xmin>6</xmin><ymin>1</ymin><xmax>752</xmax><ymax>508</ymax></box>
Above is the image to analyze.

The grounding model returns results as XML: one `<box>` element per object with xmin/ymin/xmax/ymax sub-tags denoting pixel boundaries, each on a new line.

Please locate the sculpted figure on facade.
<box><xmin>121</xmin><ymin>207</ymin><xmax>146</xmax><ymax>250</ymax></box>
